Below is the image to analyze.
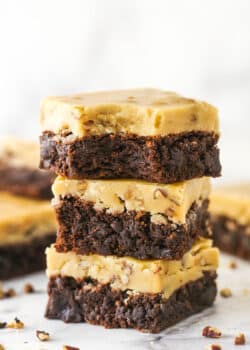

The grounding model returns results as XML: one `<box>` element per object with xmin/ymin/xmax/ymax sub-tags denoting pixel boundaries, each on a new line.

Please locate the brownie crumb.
<box><xmin>234</xmin><ymin>333</ymin><xmax>246</xmax><ymax>345</ymax></box>
<box><xmin>206</xmin><ymin>345</ymin><xmax>222</xmax><ymax>350</ymax></box>
<box><xmin>36</xmin><ymin>330</ymin><xmax>50</xmax><ymax>341</ymax></box>
<box><xmin>0</xmin><ymin>322</ymin><xmax>6</xmax><ymax>329</ymax></box>
<box><xmin>62</xmin><ymin>346</ymin><xmax>80</xmax><ymax>350</ymax></box>
<box><xmin>220</xmin><ymin>288</ymin><xmax>232</xmax><ymax>298</ymax></box>
<box><xmin>202</xmin><ymin>326</ymin><xmax>222</xmax><ymax>338</ymax></box>
<box><xmin>7</xmin><ymin>317</ymin><xmax>24</xmax><ymax>329</ymax></box>
<box><xmin>228</xmin><ymin>261</ymin><xmax>237</xmax><ymax>269</ymax></box>
<box><xmin>24</xmin><ymin>283</ymin><xmax>35</xmax><ymax>294</ymax></box>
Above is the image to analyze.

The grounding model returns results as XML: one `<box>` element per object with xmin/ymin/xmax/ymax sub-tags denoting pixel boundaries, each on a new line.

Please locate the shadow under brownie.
<box><xmin>40</xmin><ymin>88</ymin><xmax>221</xmax><ymax>183</ymax></box>
<box><xmin>53</xmin><ymin>176</ymin><xmax>211</xmax><ymax>259</ymax></box>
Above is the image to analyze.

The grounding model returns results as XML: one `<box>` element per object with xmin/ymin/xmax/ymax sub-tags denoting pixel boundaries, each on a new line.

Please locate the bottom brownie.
<box><xmin>0</xmin><ymin>234</ymin><xmax>55</xmax><ymax>280</ymax></box>
<box><xmin>45</xmin><ymin>272</ymin><xmax>217</xmax><ymax>333</ymax></box>
<box><xmin>212</xmin><ymin>215</ymin><xmax>250</xmax><ymax>260</ymax></box>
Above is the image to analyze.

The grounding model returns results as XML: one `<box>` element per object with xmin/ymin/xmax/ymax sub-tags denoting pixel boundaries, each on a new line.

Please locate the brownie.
<box><xmin>40</xmin><ymin>131</ymin><xmax>221</xmax><ymax>183</ymax></box>
<box><xmin>0</xmin><ymin>234</ymin><xmax>55</xmax><ymax>280</ymax></box>
<box><xmin>45</xmin><ymin>271</ymin><xmax>217</xmax><ymax>333</ymax></box>
<box><xmin>55</xmin><ymin>196</ymin><xmax>211</xmax><ymax>259</ymax></box>
<box><xmin>212</xmin><ymin>215</ymin><xmax>250</xmax><ymax>260</ymax></box>
<box><xmin>0</xmin><ymin>165</ymin><xmax>54</xmax><ymax>199</ymax></box>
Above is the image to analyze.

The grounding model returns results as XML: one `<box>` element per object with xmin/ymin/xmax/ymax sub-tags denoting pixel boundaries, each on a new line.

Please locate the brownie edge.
<box><xmin>40</xmin><ymin>131</ymin><xmax>221</xmax><ymax>183</ymax></box>
<box><xmin>45</xmin><ymin>272</ymin><xmax>217</xmax><ymax>333</ymax></box>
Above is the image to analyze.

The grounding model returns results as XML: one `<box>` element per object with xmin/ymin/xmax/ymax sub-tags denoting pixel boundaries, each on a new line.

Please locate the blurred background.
<box><xmin>0</xmin><ymin>0</ymin><xmax>249</xmax><ymax>183</ymax></box>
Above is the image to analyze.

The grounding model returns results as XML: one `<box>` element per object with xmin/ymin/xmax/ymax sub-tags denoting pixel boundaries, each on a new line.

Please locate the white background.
<box><xmin>0</xmin><ymin>0</ymin><xmax>250</xmax><ymax>181</ymax></box>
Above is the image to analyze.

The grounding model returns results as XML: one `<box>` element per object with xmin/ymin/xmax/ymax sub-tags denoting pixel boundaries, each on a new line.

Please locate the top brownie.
<box><xmin>0</xmin><ymin>137</ymin><xmax>55</xmax><ymax>199</ymax></box>
<box><xmin>40</xmin><ymin>88</ymin><xmax>221</xmax><ymax>183</ymax></box>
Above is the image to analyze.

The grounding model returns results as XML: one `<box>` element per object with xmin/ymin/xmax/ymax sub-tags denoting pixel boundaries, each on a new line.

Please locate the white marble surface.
<box><xmin>0</xmin><ymin>253</ymin><xmax>250</xmax><ymax>350</ymax></box>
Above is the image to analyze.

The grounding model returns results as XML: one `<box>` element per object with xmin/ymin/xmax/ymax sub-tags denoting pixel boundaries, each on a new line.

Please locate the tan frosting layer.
<box><xmin>46</xmin><ymin>238</ymin><xmax>218</xmax><ymax>298</ymax></box>
<box><xmin>0</xmin><ymin>137</ymin><xmax>40</xmax><ymax>169</ymax></box>
<box><xmin>53</xmin><ymin>176</ymin><xmax>210</xmax><ymax>224</ymax></box>
<box><xmin>210</xmin><ymin>184</ymin><xmax>250</xmax><ymax>226</ymax></box>
<box><xmin>0</xmin><ymin>192</ymin><xmax>56</xmax><ymax>245</ymax></box>
<box><xmin>40</xmin><ymin>88</ymin><xmax>219</xmax><ymax>137</ymax></box>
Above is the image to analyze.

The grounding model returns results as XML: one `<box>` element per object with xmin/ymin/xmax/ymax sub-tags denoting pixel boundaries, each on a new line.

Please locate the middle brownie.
<box><xmin>53</xmin><ymin>176</ymin><xmax>211</xmax><ymax>259</ymax></box>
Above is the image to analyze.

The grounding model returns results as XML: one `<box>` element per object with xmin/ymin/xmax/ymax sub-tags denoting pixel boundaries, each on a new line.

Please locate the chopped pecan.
<box><xmin>4</xmin><ymin>288</ymin><xmax>16</xmax><ymax>298</ymax></box>
<box><xmin>220</xmin><ymin>288</ymin><xmax>232</xmax><ymax>298</ymax></box>
<box><xmin>202</xmin><ymin>326</ymin><xmax>222</xmax><ymax>338</ymax></box>
<box><xmin>23</xmin><ymin>283</ymin><xmax>35</xmax><ymax>294</ymax></box>
<box><xmin>206</xmin><ymin>345</ymin><xmax>221</xmax><ymax>350</ymax></box>
<box><xmin>7</xmin><ymin>317</ymin><xmax>24</xmax><ymax>329</ymax></box>
<box><xmin>36</xmin><ymin>330</ymin><xmax>50</xmax><ymax>341</ymax></box>
<box><xmin>153</xmin><ymin>188</ymin><xmax>168</xmax><ymax>199</ymax></box>
<box><xmin>228</xmin><ymin>261</ymin><xmax>237</xmax><ymax>269</ymax></box>
<box><xmin>234</xmin><ymin>333</ymin><xmax>245</xmax><ymax>345</ymax></box>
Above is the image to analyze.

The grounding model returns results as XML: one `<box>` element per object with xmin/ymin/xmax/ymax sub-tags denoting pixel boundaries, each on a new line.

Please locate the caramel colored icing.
<box><xmin>53</xmin><ymin>176</ymin><xmax>210</xmax><ymax>224</ymax></box>
<box><xmin>0</xmin><ymin>192</ymin><xmax>56</xmax><ymax>245</ymax></box>
<box><xmin>46</xmin><ymin>238</ymin><xmax>218</xmax><ymax>299</ymax></box>
<box><xmin>40</xmin><ymin>88</ymin><xmax>219</xmax><ymax>137</ymax></box>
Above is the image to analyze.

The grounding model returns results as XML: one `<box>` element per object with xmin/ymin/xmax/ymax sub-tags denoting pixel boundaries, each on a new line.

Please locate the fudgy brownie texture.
<box><xmin>212</xmin><ymin>215</ymin><xmax>250</xmax><ymax>260</ymax></box>
<box><xmin>0</xmin><ymin>166</ymin><xmax>55</xmax><ymax>199</ymax></box>
<box><xmin>0</xmin><ymin>234</ymin><xmax>55</xmax><ymax>280</ymax></box>
<box><xmin>40</xmin><ymin>131</ymin><xmax>221</xmax><ymax>183</ymax></box>
<box><xmin>55</xmin><ymin>197</ymin><xmax>210</xmax><ymax>259</ymax></box>
<box><xmin>45</xmin><ymin>272</ymin><xmax>217</xmax><ymax>333</ymax></box>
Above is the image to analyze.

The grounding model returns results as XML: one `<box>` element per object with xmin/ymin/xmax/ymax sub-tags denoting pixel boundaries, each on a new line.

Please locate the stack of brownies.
<box><xmin>0</xmin><ymin>137</ymin><xmax>56</xmax><ymax>279</ymax></box>
<box><xmin>40</xmin><ymin>89</ymin><xmax>221</xmax><ymax>333</ymax></box>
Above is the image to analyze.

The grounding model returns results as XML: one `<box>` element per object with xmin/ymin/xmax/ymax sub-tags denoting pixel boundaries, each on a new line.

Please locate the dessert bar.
<box><xmin>53</xmin><ymin>176</ymin><xmax>211</xmax><ymax>259</ymax></box>
<box><xmin>45</xmin><ymin>238</ymin><xmax>218</xmax><ymax>333</ymax></box>
<box><xmin>40</xmin><ymin>89</ymin><xmax>221</xmax><ymax>183</ymax></box>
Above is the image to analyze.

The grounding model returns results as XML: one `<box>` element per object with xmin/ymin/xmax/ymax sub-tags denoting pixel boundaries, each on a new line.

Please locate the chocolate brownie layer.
<box><xmin>0</xmin><ymin>234</ymin><xmax>55</xmax><ymax>280</ymax></box>
<box><xmin>45</xmin><ymin>272</ymin><xmax>217</xmax><ymax>333</ymax></box>
<box><xmin>55</xmin><ymin>197</ymin><xmax>210</xmax><ymax>259</ymax></box>
<box><xmin>212</xmin><ymin>215</ymin><xmax>250</xmax><ymax>260</ymax></box>
<box><xmin>0</xmin><ymin>166</ymin><xmax>54</xmax><ymax>199</ymax></box>
<box><xmin>40</xmin><ymin>131</ymin><xmax>221</xmax><ymax>183</ymax></box>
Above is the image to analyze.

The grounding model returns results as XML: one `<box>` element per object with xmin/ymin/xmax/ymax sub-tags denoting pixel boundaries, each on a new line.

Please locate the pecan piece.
<box><xmin>36</xmin><ymin>330</ymin><xmax>50</xmax><ymax>341</ymax></box>
<box><xmin>220</xmin><ymin>288</ymin><xmax>232</xmax><ymax>298</ymax></box>
<box><xmin>202</xmin><ymin>326</ymin><xmax>222</xmax><ymax>338</ymax></box>
<box><xmin>234</xmin><ymin>333</ymin><xmax>246</xmax><ymax>345</ymax></box>
<box><xmin>7</xmin><ymin>317</ymin><xmax>24</xmax><ymax>329</ymax></box>
<box><xmin>24</xmin><ymin>283</ymin><xmax>35</xmax><ymax>294</ymax></box>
